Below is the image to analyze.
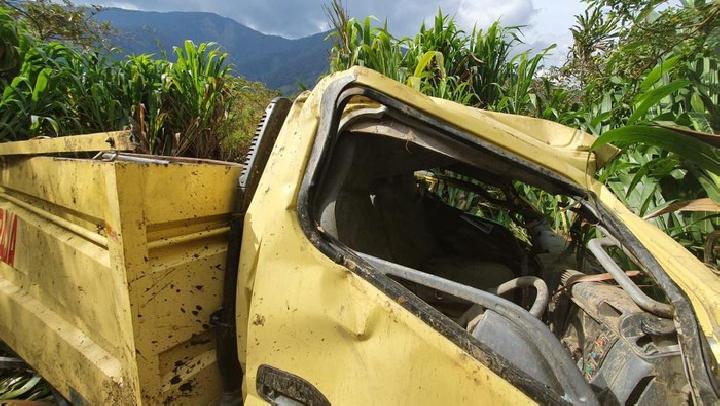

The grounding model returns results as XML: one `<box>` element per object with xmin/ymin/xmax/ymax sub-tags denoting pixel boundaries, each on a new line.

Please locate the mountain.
<box><xmin>94</xmin><ymin>8</ymin><xmax>333</xmax><ymax>93</ymax></box>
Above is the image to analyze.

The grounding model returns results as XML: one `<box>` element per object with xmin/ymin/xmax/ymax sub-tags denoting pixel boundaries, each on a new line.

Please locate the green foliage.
<box><xmin>158</xmin><ymin>41</ymin><xmax>233</xmax><ymax>157</ymax></box>
<box><xmin>326</xmin><ymin>0</ymin><xmax>720</xmax><ymax>263</ymax></box>
<box><xmin>593</xmin><ymin>126</ymin><xmax>720</xmax><ymax>175</ymax></box>
<box><xmin>1</xmin><ymin>0</ymin><xmax>112</xmax><ymax>48</ymax></box>
<box><xmin>0</xmin><ymin>6</ymin><xmax>276</xmax><ymax>159</ymax></box>
<box><xmin>222</xmin><ymin>78</ymin><xmax>280</xmax><ymax>162</ymax></box>
<box><xmin>0</xmin><ymin>6</ymin><xmax>29</xmax><ymax>83</ymax></box>
<box><xmin>0</xmin><ymin>345</ymin><xmax>50</xmax><ymax>402</ymax></box>
<box><xmin>580</xmin><ymin>1</ymin><xmax>720</xmax><ymax>260</ymax></box>
<box><xmin>0</xmin><ymin>371</ymin><xmax>49</xmax><ymax>401</ymax></box>
<box><xmin>326</xmin><ymin>6</ymin><xmax>550</xmax><ymax>113</ymax></box>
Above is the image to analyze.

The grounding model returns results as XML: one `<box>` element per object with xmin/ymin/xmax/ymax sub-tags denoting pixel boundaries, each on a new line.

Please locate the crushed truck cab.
<box><xmin>0</xmin><ymin>67</ymin><xmax>719</xmax><ymax>405</ymax></box>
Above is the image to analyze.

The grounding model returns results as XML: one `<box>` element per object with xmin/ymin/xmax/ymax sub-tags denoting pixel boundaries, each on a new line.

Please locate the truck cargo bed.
<box><xmin>0</xmin><ymin>133</ymin><xmax>240</xmax><ymax>404</ymax></box>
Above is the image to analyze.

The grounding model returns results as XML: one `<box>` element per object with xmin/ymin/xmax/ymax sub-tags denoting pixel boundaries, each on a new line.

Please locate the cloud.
<box><xmin>341</xmin><ymin>0</ymin><xmax>538</xmax><ymax>39</ymax></box>
<box><xmin>78</xmin><ymin>0</ymin><xmax>585</xmax><ymax>66</ymax></box>
<box><xmin>100</xmin><ymin>1</ymin><xmax>140</xmax><ymax>10</ymax></box>
<box><xmin>454</xmin><ymin>0</ymin><xmax>535</xmax><ymax>31</ymax></box>
<box><xmin>81</xmin><ymin>0</ymin><xmax>539</xmax><ymax>38</ymax></box>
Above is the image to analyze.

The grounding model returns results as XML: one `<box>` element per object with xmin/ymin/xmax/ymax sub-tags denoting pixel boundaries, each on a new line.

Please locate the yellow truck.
<box><xmin>0</xmin><ymin>67</ymin><xmax>718</xmax><ymax>405</ymax></box>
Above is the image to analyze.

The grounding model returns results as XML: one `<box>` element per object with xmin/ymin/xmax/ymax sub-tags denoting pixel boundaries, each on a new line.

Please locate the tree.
<box><xmin>564</xmin><ymin>7</ymin><xmax>618</xmax><ymax>88</ymax></box>
<box><xmin>0</xmin><ymin>0</ymin><xmax>112</xmax><ymax>49</ymax></box>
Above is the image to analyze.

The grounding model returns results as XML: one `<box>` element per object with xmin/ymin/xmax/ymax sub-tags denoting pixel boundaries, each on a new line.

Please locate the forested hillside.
<box><xmin>94</xmin><ymin>8</ymin><xmax>331</xmax><ymax>93</ymax></box>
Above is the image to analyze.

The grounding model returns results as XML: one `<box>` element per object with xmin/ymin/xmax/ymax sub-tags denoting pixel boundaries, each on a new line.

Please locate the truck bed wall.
<box><xmin>0</xmin><ymin>155</ymin><xmax>240</xmax><ymax>405</ymax></box>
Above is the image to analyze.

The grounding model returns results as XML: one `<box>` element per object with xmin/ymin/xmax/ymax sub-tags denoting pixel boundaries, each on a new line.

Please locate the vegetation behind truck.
<box><xmin>0</xmin><ymin>68</ymin><xmax>718</xmax><ymax>405</ymax></box>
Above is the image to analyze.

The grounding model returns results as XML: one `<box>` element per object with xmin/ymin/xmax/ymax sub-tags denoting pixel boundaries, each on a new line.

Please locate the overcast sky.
<box><xmin>83</xmin><ymin>0</ymin><xmax>587</xmax><ymax>66</ymax></box>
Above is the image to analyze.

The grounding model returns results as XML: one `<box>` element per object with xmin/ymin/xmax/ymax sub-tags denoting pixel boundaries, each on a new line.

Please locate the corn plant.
<box><xmin>495</xmin><ymin>45</ymin><xmax>555</xmax><ymax>114</ymax></box>
<box><xmin>466</xmin><ymin>22</ymin><xmax>518</xmax><ymax>107</ymax></box>
<box><xmin>162</xmin><ymin>41</ymin><xmax>232</xmax><ymax>157</ymax></box>
<box><xmin>0</xmin><ymin>7</ymin><xmax>274</xmax><ymax>160</ymax></box>
<box><xmin>326</xmin><ymin>13</ymin><xmax>410</xmax><ymax>82</ymax></box>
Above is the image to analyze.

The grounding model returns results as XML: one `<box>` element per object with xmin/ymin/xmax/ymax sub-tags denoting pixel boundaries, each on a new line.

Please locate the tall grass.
<box><xmin>326</xmin><ymin>2</ymin><xmax>720</xmax><ymax>264</ymax></box>
<box><xmin>326</xmin><ymin>7</ymin><xmax>550</xmax><ymax>112</ymax></box>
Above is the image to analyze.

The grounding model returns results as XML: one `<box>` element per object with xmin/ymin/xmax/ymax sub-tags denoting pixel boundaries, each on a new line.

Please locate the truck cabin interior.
<box><xmin>309</xmin><ymin>103</ymin><xmax>692</xmax><ymax>405</ymax></box>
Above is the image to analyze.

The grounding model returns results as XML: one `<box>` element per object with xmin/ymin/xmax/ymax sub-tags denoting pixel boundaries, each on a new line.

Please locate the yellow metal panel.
<box><xmin>0</xmin><ymin>148</ymin><xmax>240</xmax><ymax>405</ymax></box>
<box><xmin>473</xmin><ymin>109</ymin><xmax>620</xmax><ymax>167</ymax></box>
<box><xmin>0</xmin><ymin>131</ymin><xmax>135</xmax><ymax>155</ymax></box>
<box><xmin>0</xmin><ymin>159</ymin><xmax>141</xmax><ymax>404</ymax></box>
<box><xmin>0</xmin><ymin>202</ymin><xmax>121</xmax><ymax>354</ymax></box>
<box><xmin>0</xmin><ymin>156</ymin><xmax>109</xmax><ymax>220</ymax></box>
<box><xmin>0</xmin><ymin>131</ymin><xmax>136</xmax><ymax>155</ymax></box>
<box><xmin>109</xmin><ymin>160</ymin><xmax>241</xmax><ymax>405</ymax></box>
<box><xmin>243</xmin><ymin>219</ymin><xmax>535</xmax><ymax>405</ymax></box>
<box><xmin>141</xmin><ymin>162</ymin><xmax>241</xmax><ymax>225</ymax></box>
<box><xmin>0</xmin><ymin>276</ymin><xmax>135</xmax><ymax>404</ymax></box>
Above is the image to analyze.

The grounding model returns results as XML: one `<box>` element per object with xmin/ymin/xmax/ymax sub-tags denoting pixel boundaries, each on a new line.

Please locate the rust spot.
<box><xmin>105</xmin><ymin>224</ymin><xmax>120</xmax><ymax>241</ymax></box>
<box><xmin>253</xmin><ymin>314</ymin><xmax>266</xmax><ymax>326</ymax></box>
<box><xmin>169</xmin><ymin>375</ymin><xmax>181</xmax><ymax>385</ymax></box>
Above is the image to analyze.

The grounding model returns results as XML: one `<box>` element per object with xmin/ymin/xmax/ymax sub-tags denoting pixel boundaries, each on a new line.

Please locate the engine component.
<box><xmin>587</xmin><ymin>237</ymin><xmax>673</xmax><ymax>318</ymax></box>
<box><xmin>459</xmin><ymin>276</ymin><xmax>550</xmax><ymax>325</ymax></box>
<box><xmin>489</xmin><ymin>276</ymin><xmax>549</xmax><ymax>317</ymax></box>
<box><xmin>470</xmin><ymin>310</ymin><xmax>559</xmax><ymax>391</ymax></box>
<box><xmin>359</xmin><ymin>252</ymin><xmax>599</xmax><ymax>406</ymax></box>
<box><xmin>561</xmin><ymin>281</ymin><xmax>690</xmax><ymax>405</ymax></box>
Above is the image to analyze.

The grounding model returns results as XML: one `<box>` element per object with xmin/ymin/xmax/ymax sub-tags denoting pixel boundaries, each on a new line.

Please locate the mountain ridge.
<box><xmin>95</xmin><ymin>8</ymin><xmax>333</xmax><ymax>93</ymax></box>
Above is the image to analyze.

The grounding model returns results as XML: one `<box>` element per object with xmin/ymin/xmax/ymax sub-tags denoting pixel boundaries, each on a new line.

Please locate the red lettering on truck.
<box><xmin>0</xmin><ymin>209</ymin><xmax>18</xmax><ymax>266</ymax></box>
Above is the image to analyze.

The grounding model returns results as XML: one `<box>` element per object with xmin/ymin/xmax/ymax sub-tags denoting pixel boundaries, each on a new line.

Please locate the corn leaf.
<box><xmin>629</xmin><ymin>80</ymin><xmax>690</xmax><ymax>124</ymax></box>
<box><xmin>644</xmin><ymin>198</ymin><xmax>720</xmax><ymax>219</ymax></box>
<box><xmin>591</xmin><ymin>125</ymin><xmax>720</xmax><ymax>175</ymax></box>
<box><xmin>639</xmin><ymin>55</ymin><xmax>680</xmax><ymax>93</ymax></box>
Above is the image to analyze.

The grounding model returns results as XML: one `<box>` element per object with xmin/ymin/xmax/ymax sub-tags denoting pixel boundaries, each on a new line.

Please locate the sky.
<box><xmin>82</xmin><ymin>0</ymin><xmax>588</xmax><ymax>66</ymax></box>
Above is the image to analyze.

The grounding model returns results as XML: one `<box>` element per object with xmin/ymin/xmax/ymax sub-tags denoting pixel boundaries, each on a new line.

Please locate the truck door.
<box><xmin>236</xmin><ymin>89</ymin><xmax>541</xmax><ymax>405</ymax></box>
